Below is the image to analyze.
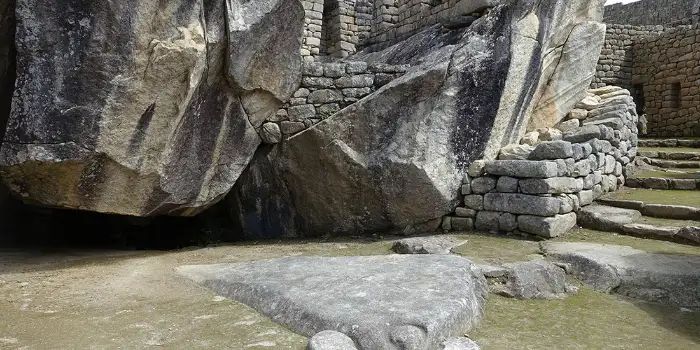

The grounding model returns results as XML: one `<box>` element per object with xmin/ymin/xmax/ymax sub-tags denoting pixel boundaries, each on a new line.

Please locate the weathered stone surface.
<box><xmin>562</xmin><ymin>125</ymin><xmax>602</xmax><ymax>143</ymax></box>
<box><xmin>543</xmin><ymin>242</ymin><xmax>700</xmax><ymax>307</ymax></box>
<box><xmin>484</xmin><ymin>193</ymin><xmax>561</xmax><ymax>216</ymax></box>
<box><xmin>392</xmin><ymin>236</ymin><xmax>466</xmax><ymax>255</ymax></box>
<box><xmin>441</xmin><ymin>337</ymin><xmax>481</xmax><ymax>350</ymax></box>
<box><xmin>642</xmin><ymin>204</ymin><xmax>700</xmax><ymax>221</ymax></box>
<box><xmin>178</xmin><ymin>255</ymin><xmax>488</xmax><ymax>350</ymax></box>
<box><xmin>308</xmin><ymin>331</ymin><xmax>358</xmax><ymax>350</ymax></box>
<box><xmin>577</xmin><ymin>204</ymin><xmax>641</xmax><ymax>232</ymax></box>
<box><xmin>226</xmin><ymin>0</ymin><xmax>304</xmax><ymax>100</ymax></box>
<box><xmin>0</xmin><ymin>0</ymin><xmax>12</xmax><ymax>138</ymax></box>
<box><xmin>497</xmin><ymin>260</ymin><xmax>572</xmax><ymax>299</ymax></box>
<box><xmin>261</xmin><ymin>122</ymin><xmax>282</xmax><ymax>144</ymax></box>
<box><xmin>621</xmin><ymin>223</ymin><xmax>680</xmax><ymax>237</ymax></box>
<box><xmin>528</xmin><ymin>141</ymin><xmax>574</xmax><ymax>160</ymax></box>
<box><xmin>1</xmin><ymin>0</ymin><xmax>264</xmax><ymax>216</ymax></box>
<box><xmin>498</xmin><ymin>144</ymin><xmax>534</xmax><ymax>160</ymax></box>
<box><xmin>517</xmin><ymin>213</ymin><xmax>577</xmax><ymax>238</ymax></box>
<box><xmin>596</xmin><ymin>199</ymin><xmax>645</xmax><ymax>211</ymax></box>
<box><xmin>496</xmin><ymin>176</ymin><xmax>519</xmax><ymax>193</ymax></box>
<box><xmin>519</xmin><ymin>177</ymin><xmax>583</xmax><ymax>194</ymax></box>
<box><xmin>471</xmin><ymin>176</ymin><xmax>497</xmax><ymax>194</ymax></box>
<box><xmin>678</xmin><ymin>227</ymin><xmax>700</xmax><ymax>244</ymax></box>
<box><xmin>484</xmin><ymin>160</ymin><xmax>558</xmax><ymax>178</ymax></box>
<box><xmin>475</xmin><ymin>211</ymin><xmax>502</xmax><ymax>232</ymax></box>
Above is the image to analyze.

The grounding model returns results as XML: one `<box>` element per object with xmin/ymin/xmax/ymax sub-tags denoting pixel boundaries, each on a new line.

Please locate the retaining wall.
<box><xmin>443</xmin><ymin>87</ymin><xmax>639</xmax><ymax>238</ymax></box>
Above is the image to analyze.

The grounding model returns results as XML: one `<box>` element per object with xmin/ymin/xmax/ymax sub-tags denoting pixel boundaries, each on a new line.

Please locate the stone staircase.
<box><xmin>578</xmin><ymin>187</ymin><xmax>700</xmax><ymax>245</ymax></box>
<box><xmin>627</xmin><ymin>138</ymin><xmax>700</xmax><ymax>190</ymax></box>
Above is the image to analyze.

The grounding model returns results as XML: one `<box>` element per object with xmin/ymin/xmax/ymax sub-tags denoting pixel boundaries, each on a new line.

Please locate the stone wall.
<box><xmin>590</xmin><ymin>24</ymin><xmax>665</xmax><ymax>92</ymax></box>
<box><xmin>633</xmin><ymin>25</ymin><xmax>700</xmax><ymax>137</ymax></box>
<box><xmin>259</xmin><ymin>61</ymin><xmax>407</xmax><ymax>143</ymax></box>
<box><xmin>302</xmin><ymin>0</ymin><xmax>372</xmax><ymax>61</ymax></box>
<box><xmin>363</xmin><ymin>0</ymin><xmax>490</xmax><ymax>51</ymax></box>
<box><xmin>604</xmin><ymin>0</ymin><xmax>700</xmax><ymax>26</ymax></box>
<box><xmin>443</xmin><ymin>87</ymin><xmax>639</xmax><ymax>238</ymax></box>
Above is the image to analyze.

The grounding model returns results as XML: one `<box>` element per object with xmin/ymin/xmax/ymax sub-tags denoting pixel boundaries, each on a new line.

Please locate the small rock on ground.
<box><xmin>392</xmin><ymin>236</ymin><xmax>467</xmax><ymax>255</ymax></box>
<box><xmin>308</xmin><ymin>330</ymin><xmax>358</xmax><ymax>350</ymax></box>
<box><xmin>441</xmin><ymin>337</ymin><xmax>481</xmax><ymax>350</ymax></box>
<box><xmin>494</xmin><ymin>260</ymin><xmax>574</xmax><ymax>300</ymax></box>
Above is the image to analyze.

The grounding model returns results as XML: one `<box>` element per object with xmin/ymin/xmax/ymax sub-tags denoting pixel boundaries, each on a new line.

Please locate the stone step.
<box><xmin>638</xmin><ymin>138</ymin><xmax>700</xmax><ymax>148</ymax></box>
<box><xmin>638</xmin><ymin>148</ymin><xmax>700</xmax><ymax>161</ymax></box>
<box><xmin>577</xmin><ymin>204</ymin><xmax>700</xmax><ymax>245</ymax></box>
<box><xmin>597</xmin><ymin>198</ymin><xmax>700</xmax><ymax>221</ymax></box>
<box><xmin>642</xmin><ymin>158</ymin><xmax>700</xmax><ymax>169</ymax></box>
<box><xmin>626</xmin><ymin>170</ymin><xmax>700</xmax><ymax>190</ymax></box>
<box><xmin>543</xmin><ymin>242</ymin><xmax>700</xmax><ymax>307</ymax></box>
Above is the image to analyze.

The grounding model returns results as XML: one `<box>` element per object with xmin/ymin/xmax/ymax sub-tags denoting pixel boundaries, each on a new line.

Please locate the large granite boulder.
<box><xmin>0</xmin><ymin>0</ymin><xmax>303</xmax><ymax>216</ymax></box>
<box><xmin>178</xmin><ymin>255</ymin><xmax>488</xmax><ymax>350</ymax></box>
<box><xmin>230</xmin><ymin>0</ymin><xmax>606</xmax><ymax>237</ymax></box>
<box><xmin>226</xmin><ymin>0</ymin><xmax>304</xmax><ymax>101</ymax></box>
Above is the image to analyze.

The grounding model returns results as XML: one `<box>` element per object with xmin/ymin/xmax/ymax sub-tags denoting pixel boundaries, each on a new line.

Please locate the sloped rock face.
<box><xmin>0</xmin><ymin>0</ymin><xmax>303</xmax><ymax>216</ymax></box>
<box><xmin>230</xmin><ymin>0</ymin><xmax>606</xmax><ymax>237</ymax></box>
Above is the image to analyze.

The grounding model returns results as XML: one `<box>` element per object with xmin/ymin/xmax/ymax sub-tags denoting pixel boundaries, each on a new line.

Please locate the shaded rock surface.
<box><xmin>0</xmin><ymin>0</ymin><xmax>303</xmax><ymax>216</ymax></box>
<box><xmin>543</xmin><ymin>242</ymin><xmax>700</xmax><ymax>307</ymax></box>
<box><xmin>178</xmin><ymin>255</ymin><xmax>487</xmax><ymax>350</ymax></box>
<box><xmin>494</xmin><ymin>260</ymin><xmax>574</xmax><ymax>300</ymax></box>
<box><xmin>230</xmin><ymin>0</ymin><xmax>606</xmax><ymax>237</ymax></box>
<box><xmin>0</xmin><ymin>0</ymin><xmax>13</xmax><ymax>140</ymax></box>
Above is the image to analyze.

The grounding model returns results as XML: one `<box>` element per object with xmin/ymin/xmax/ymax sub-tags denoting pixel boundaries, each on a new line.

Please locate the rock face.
<box><xmin>495</xmin><ymin>260</ymin><xmax>574</xmax><ymax>300</ymax></box>
<box><xmin>178</xmin><ymin>255</ymin><xmax>488</xmax><ymax>350</ymax></box>
<box><xmin>543</xmin><ymin>242</ymin><xmax>700</xmax><ymax>308</ymax></box>
<box><xmin>229</xmin><ymin>0</ymin><xmax>606</xmax><ymax>237</ymax></box>
<box><xmin>0</xmin><ymin>0</ymin><xmax>13</xmax><ymax>138</ymax></box>
<box><xmin>0</xmin><ymin>0</ymin><xmax>303</xmax><ymax>216</ymax></box>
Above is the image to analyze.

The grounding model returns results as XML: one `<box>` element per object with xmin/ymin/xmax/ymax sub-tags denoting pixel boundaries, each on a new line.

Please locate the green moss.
<box><xmin>450</xmin><ymin>233</ymin><xmax>542</xmax><ymax>265</ymax></box>
<box><xmin>471</xmin><ymin>286</ymin><xmax>700</xmax><ymax>349</ymax></box>
<box><xmin>608</xmin><ymin>188</ymin><xmax>700</xmax><ymax>207</ymax></box>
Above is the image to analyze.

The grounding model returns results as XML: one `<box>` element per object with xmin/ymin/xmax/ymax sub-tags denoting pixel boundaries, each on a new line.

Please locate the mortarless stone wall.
<box><xmin>633</xmin><ymin>24</ymin><xmax>700</xmax><ymax>137</ymax></box>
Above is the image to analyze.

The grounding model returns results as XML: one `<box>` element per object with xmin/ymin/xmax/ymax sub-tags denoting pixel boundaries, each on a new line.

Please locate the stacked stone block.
<box><xmin>260</xmin><ymin>61</ymin><xmax>407</xmax><ymax>142</ymax></box>
<box><xmin>633</xmin><ymin>24</ymin><xmax>700</xmax><ymax>137</ymax></box>
<box><xmin>444</xmin><ymin>87</ymin><xmax>639</xmax><ymax>238</ymax></box>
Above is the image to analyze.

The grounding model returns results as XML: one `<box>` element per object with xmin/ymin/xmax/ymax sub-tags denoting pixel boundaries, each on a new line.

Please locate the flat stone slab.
<box><xmin>542</xmin><ymin>242</ymin><xmax>700</xmax><ymax>308</ymax></box>
<box><xmin>392</xmin><ymin>236</ymin><xmax>467</xmax><ymax>254</ymax></box>
<box><xmin>178</xmin><ymin>255</ymin><xmax>487</xmax><ymax>350</ymax></box>
<box><xmin>577</xmin><ymin>204</ymin><xmax>641</xmax><ymax>232</ymax></box>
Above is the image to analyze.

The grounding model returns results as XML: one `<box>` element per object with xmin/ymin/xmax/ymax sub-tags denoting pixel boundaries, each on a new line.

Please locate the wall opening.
<box><xmin>632</xmin><ymin>83</ymin><xmax>645</xmax><ymax>115</ymax></box>
<box><xmin>670</xmin><ymin>82</ymin><xmax>681</xmax><ymax>109</ymax></box>
<box><xmin>321</xmin><ymin>0</ymin><xmax>341</xmax><ymax>56</ymax></box>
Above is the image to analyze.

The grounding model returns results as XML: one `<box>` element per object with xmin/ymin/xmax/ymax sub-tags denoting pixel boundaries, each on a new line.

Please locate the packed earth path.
<box><xmin>1</xmin><ymin>230</ymin><xmax>699</xmax><ymax>349</ymax></box>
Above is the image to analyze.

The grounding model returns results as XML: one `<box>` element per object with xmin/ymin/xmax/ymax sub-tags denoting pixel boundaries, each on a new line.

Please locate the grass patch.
<box><xmin>450</xmin><ymin>233</ymin><xmax>541</xmax><ymax>265</ymax></box>
<box><xmin>555</xmin><ymin>228</ymin><xmax>700</xmax><ymax>256</ymax></box>
<box><xmin>631</xmin><ymin>170</ymin><xmax>700</xmax><ymax>180</ymax></box>
<box><xmin>607</xmin><ymin>188</ymin><xmax>700</xmax><ymax>207</ymax></box>
<box><xmin>471</xmin><ymin>286</ymin><xmax>700</xmax><ymax>349</ymax></box>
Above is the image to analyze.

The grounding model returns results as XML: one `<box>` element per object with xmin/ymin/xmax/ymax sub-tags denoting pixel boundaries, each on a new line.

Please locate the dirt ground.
<box><xmin>1</xmin><ymin>232</ymin><xmax>699</xmax><ymax>349</ymax></box>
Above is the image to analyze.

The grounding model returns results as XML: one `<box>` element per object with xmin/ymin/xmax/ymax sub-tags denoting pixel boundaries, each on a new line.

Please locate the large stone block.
<box><xmin>519</xmin><ymin>177</ymin><xmax>584</xmax><ymax>194</ymax></box>
<box><xmin>484</xmin><ymin>160</ymin><xmax>559</xmax><ymax>178</ymax></box>
<box><xmin>528</xmin><ymin>141</ymin><xmax>574</xmax><ymax>160</ymax></box>
<box><xmin>484</xmin><ymin>193</ymin><xmax>562</xmax><ymax>216</ymax></box>
<box><xmin>518</xmin><ymin>213</ymin><xmax>577</xmax><ymax>238</ymax></box>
